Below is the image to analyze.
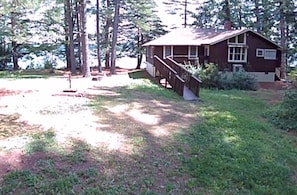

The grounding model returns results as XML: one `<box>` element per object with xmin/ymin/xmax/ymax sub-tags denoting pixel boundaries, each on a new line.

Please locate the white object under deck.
<box><xmin>183</xmin><ymin>86</ymin><xmax>198</xmax><ymax>101</ymax></box>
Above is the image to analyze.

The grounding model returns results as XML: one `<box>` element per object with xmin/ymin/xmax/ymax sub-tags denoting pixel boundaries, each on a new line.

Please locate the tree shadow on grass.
<box><xmin>0</xmin><ymin>103</ymin><xmax>197</xmax><ymax>195</ymax></box>
<box><xmin>0</xmin><ymin>76</ymin><xmax>200</xmax><ymax>194</ymax></box>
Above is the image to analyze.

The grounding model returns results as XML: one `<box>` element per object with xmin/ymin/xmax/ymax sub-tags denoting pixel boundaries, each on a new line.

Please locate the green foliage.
<box><xmin>189</xmin><ymin>63</ymin><xmax>220</xmax><ymax>89</ymax></box>
<box><xmin>24</xmin><ymin>130</ymin><xmax>57</xmax><ymax>154</ymax></box>
<box><xmin>186</xmin><ymin>63</ymin><xmax>258</xmax><ymax>90</ymax></box>
<box><xmin>44</xmin><ymin>59</ymin><xmax>57</xmax><ymax>70</ymax></box>
<box><xmin>219</xmin><ymin>71</ymin><xmax>258</xmax><ymax>90</ymax></box>
<box><xmin>267</xmin><ymin>90</ymin><xmax>297</xmax><ymax>131</ymax></box>
<box><xmin>288</xmin><ymin>68</ymin><xmax>297</xmax><ymax>89</ymax></box>
<box><xmin>0</xmin><ymin>41</ymin><xmax>12</xmax><ymax>71</ymax></box>
<box><xmin>0</xmin><ymin>70</ymin><xmax>50</xmax><ymax>79</ymax></box>
<box><xmin>120</xmin><ymin>0</ymin><xmax>167</xmax><ymax>59</ymax></box>
<box><xmin>265</xmin><ymin>69</ymin><xmax>297</xmax><ymax>131</ymax></box>
<box><xmin>192</xmin><ymin>0</ymin><xmax>297</xmax><ymax>67</ymax></box>
<box><xmin>128</xmin><ymin>79</ymin><xmax>181</xmax><ymax>100</ymax></box>
<box><xmin>181</xmin><ymin>89</ymin><xmax>297</xmax><ymax>194</ymax></box>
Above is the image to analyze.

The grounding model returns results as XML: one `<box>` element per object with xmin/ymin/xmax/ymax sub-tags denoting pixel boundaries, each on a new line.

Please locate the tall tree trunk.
<box><xmin>96</xmin><ymin>0</ymin><xmax>102</xmax><ymax>72</ymax></box>
<box><xmin>136</xmin><ymin>29</ymin><xmax>143</xmax><ymax>69</ymax></box>
<box><xmin>104</xmin><ymin>0</ymin><xmax>111</xmax><ymax>69</ymax></box>
<box><xmin>280</xmin><ymin>1</ymin><xmax>287</xmax><ymax>79</ymax></box>
<box><xmin>224</xmin><ymin>0</ymin><xmax>231</xmax><ymax>22</ymax></box>
<box><xmin>184</xmin><ymin>0</ymin><xmax>187</xmax><ymax>28</ymax></box>
<box><xmin>65</xmin><ymin>0</ymin><xmax>76</xmax><ymax>74</ymax></box>
<box><xmin>12</xmin><ymin>41</ymin><xmax>18</xmax><ymax>70</ymax></box>
<box><xmin>75</xmin><ymin>0</ymin><xmax>82</xmax><ymax>72</ymax></box>
<box><xmin>64</xmin><ymin>3</ymin><xmax>71</xmax><ymax>70</ymax></box>
<box><xmin>253</xmin><ymin>0</ymin><xmax>261</xmax><ymax>32</ymax></box>
<box><xmin>79</xmin><ymin>0</ymin><xmax>90</xmax><ymax>77</ymax></box>
<box><xmin>11</xmin><ymin>13</ymin><xmax>18</xmax><ymax>70</ymax></box>
<box><xmin>110</xmin><ymin>0</ymin><xmax>120</xmax><ymax>75</ymax></box>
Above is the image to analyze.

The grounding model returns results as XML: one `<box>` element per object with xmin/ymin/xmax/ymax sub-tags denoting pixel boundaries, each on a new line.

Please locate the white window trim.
<box><xmin>204</xmin><ymin>45</ymin><xmax>210</xmax><ymax>56</ymax></box>
<box><xmin>150</xmin><ymin>46</ymin><xmax>154</xmax><ymax>58</ymax></box>
<box><xmin>264</xmin><ymin>49</ymin><xmax>277</xmax><ymax>60</ymax></box>
<box><xmin>188</xmin><ymin>46</ymin><xmax>198</xmax><ymax>59</ymax></box>
<box><xmin>163</xmin><ymin>45</ymin><xmax>173</xmax><ymax>59</ymax></box>
<box><xmin>227</xmin><ymin>33</ymin><xmax>246</xmax><ymax>45</ymax></box>
<box><xmin>256</xmin><ymin>49</ymin><xmax>264</xmax><ymax>57</ymax></box>
<box><xmin>228</xmin><ymin>46</ymin><xmax>247</xmax><ymax>63</ymax></box>
<box><xmin>233</xmin><ymin>64</ymin><xmax>243</xmax><ymax>72</ymax></box>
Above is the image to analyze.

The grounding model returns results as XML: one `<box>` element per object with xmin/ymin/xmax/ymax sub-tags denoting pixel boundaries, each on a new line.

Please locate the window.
<box><xmin>237</xmin><ymin>34</ymin><xmax>245</xmax><ymax>43</ymax></box>
<box><xmin>256</xmin><ymin>49</ymin><xmax>264</xmax><ymax>57</ymax></box>
<box><xmin>233</xmin><ymin>64</ymin><xmax>243</xmax><ymax>72</ymax></box>
<box><xmin>228</xmin><ymin>47</ymin><xmax>247</xmax><ymax>62</ymax></box>
<box><xmin>228</xmin><ymin>33</ymin><xmax>246</xmax><ymax>44</ymax></box>
<box><xmin>264</xmin><ymin>49</ymin><xmax>276</xmax><ymax>60</ymax></box>
<box><xmin>188</xmin><ymin>46</ymin><xmax>198</xmax><ymax>59</ymax></box>
<box><xmin>204</xmin><ymin>45</ymin><xmax>210</xmax><ymax>56</ymax></box>
<box><xmin>163</xmin><ymin>46</ymin><xmax>173</xmax><ymax>59</ymax></box>
<box><xmin>150</xmin><ymin>46</ymin><xmax>154</xmax><ymax>58</ymax></box>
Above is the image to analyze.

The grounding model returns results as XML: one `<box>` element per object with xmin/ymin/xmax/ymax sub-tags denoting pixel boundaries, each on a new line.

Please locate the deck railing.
<box><xmin>154</xmin><ymin>55</ymin><xmax>185</xmax><ymax>96</ymax></box>
<box><xmin>166</xmin><ymin>57</ymin><xmax>202</xmax><ymax>97</ymax></box>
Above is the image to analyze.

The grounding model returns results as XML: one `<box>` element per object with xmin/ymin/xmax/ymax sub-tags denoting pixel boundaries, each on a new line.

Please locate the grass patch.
<box><xmin>1</xmin><ymin>75</ymin><xmax>297</xmax><ymax>194</ymax></box>
<box><xmin>0</xmin><ymin>69</ymin><xmax>64</xmax><ymax>79</ymax></box>
<box><xmin>24</xmin><ymin>130</ymin><xmax>57</xmax><ymax>154</ymax></box>
<box><xmin>127</xmin><ymin>80</ymin><xmax>181</xmax><ymax>100</ymax></box>
<box><xmin>180</xmin><ymin>89</ymin><xmax>297</xmax><ymax>194</ymax></box>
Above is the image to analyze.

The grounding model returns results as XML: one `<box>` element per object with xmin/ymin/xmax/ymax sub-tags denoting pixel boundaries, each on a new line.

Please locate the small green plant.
<box><xmin>24</xmin><ymin>130</ymin><xmax>57</xmax><ymax>154</ymax></box>
<box><xmin>219</xmin><ymin>71</ymin><xmax>258</xmax><ymax>90</ymax></box>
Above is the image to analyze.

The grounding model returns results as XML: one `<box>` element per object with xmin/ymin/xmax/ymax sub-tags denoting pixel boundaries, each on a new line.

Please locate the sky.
<box><xmin>155</xmin><ymin>0</ymin><xmax>204</xmax><ymax>29</ymax></box>
<box><xmin>87</xmin><ymin>0</ymin><xmax>204</xmax><ymax>31</ymax></box>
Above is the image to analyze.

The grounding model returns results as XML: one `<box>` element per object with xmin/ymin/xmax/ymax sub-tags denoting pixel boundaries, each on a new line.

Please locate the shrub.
<box><xmin>192</xmin><ymin>63</ymin><xmax>220</xmax><ymax>89</ymax></box>
<box><xmin>266</xmin><ymin>90</ymin><xmax>297</xmax><ymax>131</ymax></box>
<box><xmin>231</xmin><ymin>71</ymin><xmax>258</xmax><ymax>90</ymax></box>
<box><xmin>218</xmin><ymin>71</ymin><xmax>258</xmax><ymax>90</ymax></box>
<box><xmin>288</xmin><ymin>68</ymin><xmax>297</xmax><ymax>89</ymax></box>
<box><xmin>184</xmin><ymin>63</ymin><xmax>258</xmax><ymax>90</ymax></box>
<box><xmin>218</xmin><ymin>72</ymin><xmax>235</xmax><ymax>90</ymax></box>
<box><xmin>266</xmin><ymin>69</ymin><xmax>297</xmax><ymax>131</ymax></box>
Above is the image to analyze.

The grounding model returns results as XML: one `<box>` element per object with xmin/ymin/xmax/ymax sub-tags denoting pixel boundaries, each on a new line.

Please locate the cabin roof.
<box><xmin>143</xmin><ymin>28</ymin><xmax>280</xmax><ymax>48</ymax></box>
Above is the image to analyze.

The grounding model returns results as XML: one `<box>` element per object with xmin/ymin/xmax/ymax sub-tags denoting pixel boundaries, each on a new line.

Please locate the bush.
<box><xmin>231</xmin><ymin>71</ymin><xmax>258</xmax><ymax>90</ymax></box>
<box><xmin>265</xmin><ymin>69</ymin><xmax>297</xmax><ymax>131</ymax></box>
<box><xmin>185</xmin><ymin>63</ymin><xmax>258</xmax><ymax>90</ymax></box>
<box><xmin>266</xmin><ymin>90</ymin><xmax>297</xmax><ymax>131</ymax></box>
<box><xmin>218</xmin><ymin>72</ymin><xmax>235</xmax><ymax>90</ymax></box>
<box><xmin>190</xmin><ymin>63</ymin><xmax>220</xmax><ymax>89</ymax></box>
<box><xmin>288</xmin><ymin>68</ymin><xmax>297</xmax><ymax>89</ymax></box>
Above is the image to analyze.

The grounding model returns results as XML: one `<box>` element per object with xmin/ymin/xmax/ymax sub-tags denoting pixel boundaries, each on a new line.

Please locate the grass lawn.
<box><xmin>0</xmin><ymin>69</ymin><xmax>64</xmax><ymax>79</ymax></box>
<box><xmin>0</xmin><ymin>71</ymin><xmax>297</xmax><ymax>194</ymax></box>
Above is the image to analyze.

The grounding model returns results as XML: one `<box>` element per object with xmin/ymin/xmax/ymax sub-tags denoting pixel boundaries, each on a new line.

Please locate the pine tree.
<box><xmin>120</xmin><ymin>0</ymin><xmax>167</xmax><ymax>69</ymax></box>
<box><xmin>192</xmin><ymin>0</ymin><xmax>221</xmax><ymax>28</ymax></box>
<box><xmin>96</xmin><ymin>0</ymin><xmax>102</xmax><ymax>72</ymax></box>
<box><xmin>163</xmin><ymin>0</ymin><xmax>193</xmax><ymax>28</ymax></box>
<box><xmin>110</xmin><ymin>0</ymin><xmax>120</xmax><ymax>75</ymax></box>
<box><xmin>1</xmin><ymin>0</ymin><xmax>43</xmax><ymax>70</ymax></box>
<box><xmin>65</xmin><ymin>0</ymin><xmax>76</xmax><ymax>74</ymax></box>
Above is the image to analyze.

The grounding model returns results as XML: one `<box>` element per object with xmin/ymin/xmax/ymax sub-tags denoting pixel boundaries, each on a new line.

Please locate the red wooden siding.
<box><xmin>145</xmin><ymin>31</ymin><xmax>280</xmax><ymax>76</ymax></box>
<box><xmin>209</xmin><ymin>41</ymin><xmax>229</xmax><ymax>70</ymax></box>
<box><xmin>246</xmin><ymin>32</ymin><xmax>281</xmax><ymax>72</ymax></box>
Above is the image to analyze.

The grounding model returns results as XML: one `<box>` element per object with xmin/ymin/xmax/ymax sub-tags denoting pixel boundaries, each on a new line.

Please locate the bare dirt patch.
<box><xmin>0</xmin><ymin>70</ymin><xmax>200</xmax><ymax>194</ymax></box>
<box><xmin>0</xmin><ymin>113</ymin><xmax>41</xmax><ymax>139</ymax></box>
